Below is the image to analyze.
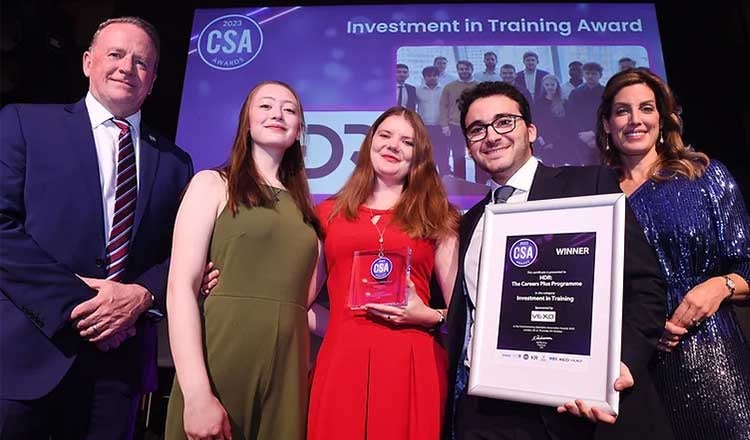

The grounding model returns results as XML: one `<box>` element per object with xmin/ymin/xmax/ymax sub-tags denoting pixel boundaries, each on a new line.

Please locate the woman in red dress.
<box><xmin>307</xmin><ymin>106</ymin><xmax>460</xmax><ymax>439</ymax></box>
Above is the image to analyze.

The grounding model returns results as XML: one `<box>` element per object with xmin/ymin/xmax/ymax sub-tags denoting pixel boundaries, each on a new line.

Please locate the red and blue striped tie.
<box><xmin>106</xmin><ymin>118</ymin><xmax>137</xmax><ymax>281</ymax></box>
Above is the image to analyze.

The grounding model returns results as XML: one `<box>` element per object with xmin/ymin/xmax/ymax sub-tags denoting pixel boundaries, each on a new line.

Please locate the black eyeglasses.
<box><xmin>465</xmin><ymin>114</ymin><xmax>525</xmax><ymax>142</ymax></box>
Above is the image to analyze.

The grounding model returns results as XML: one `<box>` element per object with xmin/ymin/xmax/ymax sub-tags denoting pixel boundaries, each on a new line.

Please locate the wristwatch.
<box><xmin>723</xmin><ymin>275</ymin><xmax>736</xmax><ymax>300</ymax></box>
<box><xmin>144</xmin><ymin>292</ymin><xmax>164</xmax><ymax>322</ymax></box>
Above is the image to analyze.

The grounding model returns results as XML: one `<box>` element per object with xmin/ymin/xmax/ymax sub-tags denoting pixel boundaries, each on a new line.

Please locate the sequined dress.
<box><xmin>628</xmin><ymin>160</ymin><xmax>750</xmax><ymax>439</ymax></box>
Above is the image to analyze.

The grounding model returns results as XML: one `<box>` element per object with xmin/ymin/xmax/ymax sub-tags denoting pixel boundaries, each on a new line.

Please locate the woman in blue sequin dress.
<box><xmin>595</xmin><ymin>68</ymin><xmax>750</xmax><ymax>439</ymax></box>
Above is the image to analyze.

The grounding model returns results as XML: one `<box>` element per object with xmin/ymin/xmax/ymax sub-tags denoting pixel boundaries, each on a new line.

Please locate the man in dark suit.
<box><xmin>0</xmin><ymin>16</ymin><xmax>192</xmax><ymax>439</ymax></box>
<box><xmin>567</xmin><ymin>62</ymin><xmax>605</xmax><ymax>165</ymax></box>
<box><xmin>443</xmin><ymin>81</ymin><xmax>672</xmax><ymax>440</ymax></box>
<box><xmin>513</xmin><ymin>51</ymin><xmax>549</xmax><ymax>105</ymax></box>
<box><xmin>396</xmin><ymin>63</ymin><xmax>417</xmax><ymax>111</ymax></box>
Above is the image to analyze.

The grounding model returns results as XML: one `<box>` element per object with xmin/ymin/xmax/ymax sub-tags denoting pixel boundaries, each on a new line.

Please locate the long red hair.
<box><xmin>330</xmin><ymin>107</ymin><xmax>459</xmax><ymax>240</ymax></box>
<box><xmin>219</xmin><ymin>81</ymin><xmax>321</xmax><ymax>236</ymax></box>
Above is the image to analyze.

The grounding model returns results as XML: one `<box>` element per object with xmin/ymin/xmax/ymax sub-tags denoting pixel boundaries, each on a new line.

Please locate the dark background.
<box><xmin>2</xmin><ymin>1</ymin><xmax>748</xmax><ymax>436</ymax></box>
<box><xmin>2</xmin><ymin>1</ymin><xmax>749</xmax><ymax>203</ymax></box>
<box><xmin>4</xmin><ymin>0</ymin><xmax>748</xmax><ymax>317</ymax></box>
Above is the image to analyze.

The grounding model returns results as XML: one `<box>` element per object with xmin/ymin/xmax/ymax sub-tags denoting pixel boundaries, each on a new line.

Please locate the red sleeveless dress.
<box><xmin>307</xmin><ymin>200</ymin><xmax>447</xmax><ymax>440</ymax></box>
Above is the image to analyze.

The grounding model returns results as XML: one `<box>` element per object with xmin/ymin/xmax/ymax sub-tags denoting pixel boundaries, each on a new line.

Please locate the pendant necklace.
<box><xmin>366</xmin><ymin>206</ymin><xmax>394</xmax><ymax>281</ymax></box>
<box><xmin>367</xmin><ymin>207</ymin><xmax>388</xmax><ymax>257</ymax></box>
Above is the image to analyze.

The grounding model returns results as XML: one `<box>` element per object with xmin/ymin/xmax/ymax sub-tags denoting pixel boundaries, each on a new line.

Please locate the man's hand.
<box><xmin>200</xmin><ymin>262</ymin><xmax>220</xmax><ymax>296</ymax></box>
<box><xmin>70</xmin><ymin>277</ymin><xmax>152</xmax><ymax>343</ymax></box>
<box><xmin>95</xmin><ymin>325</ymin><xmax>137</xmax><ymax>352</ymax></box>
<box><xmin>556</xmin><ymin>362</ymin><xmax>633</xmax><ymax>424</ymax></box>
<box><xmin>657</xmin><ymin>320</ymin><xmax>688</xmax><ymax>352</ymax></box>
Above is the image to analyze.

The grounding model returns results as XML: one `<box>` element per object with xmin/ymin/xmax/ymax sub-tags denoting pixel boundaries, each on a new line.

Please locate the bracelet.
<box><xmin>434</xmin><ymin>309</ymin><xmax>445</xmax><ymax>327</ymax></box>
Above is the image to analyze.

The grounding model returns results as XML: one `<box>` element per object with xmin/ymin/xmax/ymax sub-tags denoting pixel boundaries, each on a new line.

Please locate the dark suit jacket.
<box><xmin>398</xmin><ymin>83</ymin><xmax>417</xmax><ymax>111</ymax></box>
<box><xmin>0</xmin><ymin>99</ymin><xmax>193</xmax><ymax>400</ymax></box>
<box><xmin>514</xmin><ymin>69</ymin><xmax>550</xmax><ymax>104</ymax></box>
<box><xmin>444</xmin><ymin>164</ymin><xmax>672</xmax><ymax>440</ymax></box>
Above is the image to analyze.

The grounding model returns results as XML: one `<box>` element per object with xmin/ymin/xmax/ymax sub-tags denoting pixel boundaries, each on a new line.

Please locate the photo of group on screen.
<box><xmin>396</xmin><ymin>45</ymin><xmax>648</xmax><ymax>184</ymax></box>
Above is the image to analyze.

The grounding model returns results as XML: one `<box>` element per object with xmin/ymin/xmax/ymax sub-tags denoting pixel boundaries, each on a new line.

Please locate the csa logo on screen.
<box><xmin>509</xmin><ymin>238</ymin><xmax>537</xmax><ymax>268</ymax></box>
<box><xmin>198</xmin><ymin>14</ymin><xmax>263</xmax><ymax>71</ymax></box>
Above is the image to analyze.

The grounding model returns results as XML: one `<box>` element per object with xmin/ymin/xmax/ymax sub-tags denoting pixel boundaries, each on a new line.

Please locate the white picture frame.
<box><xmin>468</xmin><ymin>193</ymin><xmax>625</xmax><ymax>415</ymax></box>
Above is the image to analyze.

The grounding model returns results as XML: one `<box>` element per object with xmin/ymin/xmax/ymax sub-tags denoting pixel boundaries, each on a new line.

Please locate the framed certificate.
<box><xmin>468</xmin><ymin>193</ymin><xmax>625</xmax><ymax>416</ymax></box>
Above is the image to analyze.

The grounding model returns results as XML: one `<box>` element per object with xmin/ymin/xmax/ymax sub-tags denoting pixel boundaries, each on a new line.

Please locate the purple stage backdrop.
<box><xmin>176</xmin><ymin>3</ymin><xmax>665</xmax><ymax>208</ymax></box>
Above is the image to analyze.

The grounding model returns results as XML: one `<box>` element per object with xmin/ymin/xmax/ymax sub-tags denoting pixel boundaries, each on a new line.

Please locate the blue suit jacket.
<box><xmin>0</xmin><ymin>99</ymin><xmax>193</xmax><ymax>400</ymax></box>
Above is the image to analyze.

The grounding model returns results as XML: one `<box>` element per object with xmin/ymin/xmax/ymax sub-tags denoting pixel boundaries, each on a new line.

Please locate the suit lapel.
<box><xmin>134</xmin><ymin>125</ymin><xmax>159</xmax><ymax>237</ymax></box>
<box><xmin>528</xmin><ymin>163</ymin><xmax>564</xmax><ymax>201</ymax></box>
<box><xmin>65</xmin><ymin>100</ymin><xmax>106</xmax><ymax>247</ymax></box>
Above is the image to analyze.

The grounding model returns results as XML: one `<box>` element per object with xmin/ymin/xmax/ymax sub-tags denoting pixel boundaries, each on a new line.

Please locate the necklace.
<box><xmin>367</xmin><ymin>207</ymin><xmax>388</xmax><ymax>257</ymax></box>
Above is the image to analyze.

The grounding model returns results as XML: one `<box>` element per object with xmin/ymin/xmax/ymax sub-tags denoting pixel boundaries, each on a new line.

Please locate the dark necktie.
<box><xmin>397</xmin><ymin>84</ymin><xmax>404</xmax><ymax>106</ymax></box>
<box><xmin>493</xmin><ymin>185</ymin><xmax>515</xmax><ymax>204</ymax></box>
<box><xmin>106</xmin><ymin>118</ymin><xmax>137</xmax><ymax>281</ymax></box>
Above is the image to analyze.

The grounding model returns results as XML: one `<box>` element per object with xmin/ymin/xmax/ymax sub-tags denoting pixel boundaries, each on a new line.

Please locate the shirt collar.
<box><xmin>488</xmin><ymin>156</ymin><xmax>538</xmax><ymax>194</ymax></box>
<box><xmin>85</xmin><ymin>91</ymin><xmax>141</xmax><ymax>130</ymax></box>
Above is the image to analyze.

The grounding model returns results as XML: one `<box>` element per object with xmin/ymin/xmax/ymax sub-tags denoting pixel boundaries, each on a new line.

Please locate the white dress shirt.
<box><xmin>524</xmin><ymin>70</ymin><xmax>538</xmax><ymax>100</ymax></box>
<box><xmin>477</xmin><ymin>71</ymin><xmax>500</xmax><ymax>82</ymax></box>
<box><xmin>420</xmin><ymin>72</ymin><xmax>458</xmax><ymax>88</ymax></box>
<box><xmin>415</xmin><ymin>84</ymin><xmax>443</xmax><ymax>125</ymax></box>
<box><xmin>463</xmin><ymin>156</ymin><xmax>539</xmax><ymax>367</ymax></box>
<box><xmin>85</xmin><ymin>92</ymin><xmax>141</xmax><ymax>241</ymax></box>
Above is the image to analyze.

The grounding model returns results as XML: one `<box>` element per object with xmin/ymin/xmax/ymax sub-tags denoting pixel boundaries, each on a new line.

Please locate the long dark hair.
<box><xmin>219</xmin><ymin>80</ymin><xmax>321</xmax><ymax>236</ymax></box>
<box><xmin>596</xmin><ymin>68</ymin><xmax>708</xmax><ymax>181</ymax></box>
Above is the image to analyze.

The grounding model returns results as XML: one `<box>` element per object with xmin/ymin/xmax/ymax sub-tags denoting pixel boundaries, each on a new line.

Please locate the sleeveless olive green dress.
<box><xmin>165</xmin><ymin>188</ymin><xmax>317</xmax><ymax>440</ymax></box>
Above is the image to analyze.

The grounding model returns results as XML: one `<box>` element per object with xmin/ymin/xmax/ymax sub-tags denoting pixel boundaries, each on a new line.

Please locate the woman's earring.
<box><xmin>659</xmin><ymin>130</ymin><xmax>664</xmax><ymax>145</ymax></box>
<box><xmin>605</xmin><ymin>135</ymin><xmax>610</xmax><ymax>151</ymax></box>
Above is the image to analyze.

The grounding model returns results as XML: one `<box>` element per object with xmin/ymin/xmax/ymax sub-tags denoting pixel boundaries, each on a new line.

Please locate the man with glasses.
<box><xmin>443</xmin><ymin>81</ymin><xmax>672</xmax><ymax>440</ymax></box>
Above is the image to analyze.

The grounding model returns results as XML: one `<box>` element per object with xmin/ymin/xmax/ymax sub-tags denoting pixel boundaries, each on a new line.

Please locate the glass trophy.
<box><xmin>348</xmin><ymin>247</ymin><xmax>412</xmax><ymax>309</ymax></box>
